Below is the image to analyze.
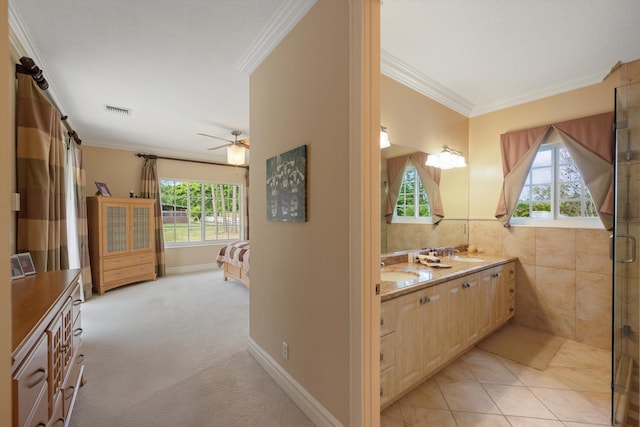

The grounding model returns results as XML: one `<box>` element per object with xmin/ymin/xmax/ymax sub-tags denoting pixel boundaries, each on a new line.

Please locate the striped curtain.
<box><xmin>16</xmin><ymin>73</ymin><xmax>68</xmax><ymax>272</ymax></box>
<box><xmin>68</xmin><ymin>141</ymin><xmax>93</xmax><ymax>297</ymax></box>
<box><xmin>140</xmin><ymin>158</ymin><xmax>166</xmax><ymax>277</ymax></box>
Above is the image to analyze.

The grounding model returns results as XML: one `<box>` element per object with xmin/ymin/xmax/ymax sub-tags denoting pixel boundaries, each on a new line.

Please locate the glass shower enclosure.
<box><xmin>613</xmin><ymin>80</ymin><xmax>640</xmax><ymax>426</ymax></box>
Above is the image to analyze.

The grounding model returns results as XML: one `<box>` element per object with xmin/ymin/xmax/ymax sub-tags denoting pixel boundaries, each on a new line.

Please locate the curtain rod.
<box><xmin>15</xmin><ymin>56</ymin><xmax>82</xmax><ymax>145</ymax></box>
<box><xmin>135</xmin><ymin>153</ymin><xmax>249</xmax><ymax>169</ymax></box>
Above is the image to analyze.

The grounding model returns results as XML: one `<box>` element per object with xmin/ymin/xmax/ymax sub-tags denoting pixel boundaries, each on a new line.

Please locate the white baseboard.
<box><xmin>166</xmin><ymin>263</ymin><xmax>219</xmax><ymax>275</ymax></box>
<box><xmin>247</xmin><ymin>338</ymin><xmax>343</xmax><ymax>427</ymax></box>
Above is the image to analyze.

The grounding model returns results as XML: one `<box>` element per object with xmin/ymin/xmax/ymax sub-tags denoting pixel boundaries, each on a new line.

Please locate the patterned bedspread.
<box><xmin>216</xmin><ymin>240</ymin><xmax>250</xmax><ymax>274</ymax></box>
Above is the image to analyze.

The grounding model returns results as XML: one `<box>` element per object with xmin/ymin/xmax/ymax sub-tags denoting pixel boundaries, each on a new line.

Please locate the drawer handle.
<box><xmin>53</xmin><ymin>417</ymin><xmax>65</xmax><ymax>426</ymax></box>
<box><xmin>73</xmin><ymin>299</ymin><xmax>83</xmax><ymax>306</ymax></box>
<box><xmin>27</xmin><ymin>368</ymin><xmax>47</xmax><ymax>388</ymax></box>
<box><xmin>37</xmin><ymin>423</ymin><xmax>47</xmax><ymax>427</ymax></box>
<box><xmin>76</xmin><ymin>354</ymin><xmax>85</xmax><ymax>364</ymax></box>
<box><xmin>74</xmin><ymin>327</ymin><xmax>83</xmax><ymax>337</ymax></box>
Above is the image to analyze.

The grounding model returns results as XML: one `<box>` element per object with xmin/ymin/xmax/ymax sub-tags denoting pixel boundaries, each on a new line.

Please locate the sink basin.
<box><xmin>451</xmin><ymin>256</ymin><xmax>485</xmax><ymax>263</ymax></box>
<box><xmin>381</xmin><ymin>270</ymin><xmax>420</xmax><ymax>282</ymax></box>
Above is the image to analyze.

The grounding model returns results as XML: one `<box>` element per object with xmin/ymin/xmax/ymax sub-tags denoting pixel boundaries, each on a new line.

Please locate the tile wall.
<box><xmin>469</xmin><ymin>220</ymin><xmax>612</xmax><ymax>350</ymax></box>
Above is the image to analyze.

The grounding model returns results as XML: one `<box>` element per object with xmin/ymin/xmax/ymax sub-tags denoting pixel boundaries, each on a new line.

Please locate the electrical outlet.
<box><xmin>282</xmin><ymin>341</ymin><xmax>289</xmax><ymax>360</ymax></box>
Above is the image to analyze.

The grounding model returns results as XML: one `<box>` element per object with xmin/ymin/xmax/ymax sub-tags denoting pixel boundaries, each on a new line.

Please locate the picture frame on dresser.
<box><xmin>10</xmin><ymin>255</ymin><xmax>24</xmax><ymax>279</ymax></box>
<box><xmin>17</xmin><ymin>252</ymin><xmax>35</xmax><ymax>275</ymax></box>
<box><xmin>95</xmin><ymin>181</ymin><xmax>112</xmax><ymax>196</ymax></box>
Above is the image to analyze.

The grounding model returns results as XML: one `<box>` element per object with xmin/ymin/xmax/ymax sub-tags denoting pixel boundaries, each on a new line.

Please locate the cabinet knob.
<box><xmin>380</xmin><ymin>387</ymin><xmax>384</xmax><ymax>397</ymax></box>
<box><xmin>380</xmin><ymin>353</ymin><xmax>384</xmax><ymax>362</ymax></box>
<box><xmin>74</xmin><ymin>327</ymin><xmax>83</xmax><ymax>337</ymax></box>
<box><xmin>509</xmin><ymin>288</ymin><xmax>515</xmax><ymax>293</ymax></box>
<box><xmin>509</xmin><ymin>307</ymin><xmax>515</xmax><ymax>312</ymax></box>
<box><xmin>380</xmin><ymin>317</ymin><xmax>385</xmax><ymax>326</ymax></box>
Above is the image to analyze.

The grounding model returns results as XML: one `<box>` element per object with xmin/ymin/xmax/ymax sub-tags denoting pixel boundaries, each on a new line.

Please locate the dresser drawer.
<box><xmin>380</xmin><ymin>332</ymin><xmax>396</xmax><ymax>371</ymax></box>
<box><xmin>23</xmin><ymin>383</ymin><xmax>48</xmax><ymax>427</ymax></box>
<box><xmin>104</xmin><ymin>262</ymin><xmax>155</xmax><ymax>283</ymax></box>
<box><xmin>380</xmin><ymin>300</ymin><xmax>396</xmax><ymax>337</ymax></box>
<box><xmin>103</xmin><ymin>253</ymin><xmax>154</xmax><ymax>271</ymax></box>
<box><xmin>13</xmin><ymin>334</ymin><xmax>48</xmax><ymax>427</ymax></box>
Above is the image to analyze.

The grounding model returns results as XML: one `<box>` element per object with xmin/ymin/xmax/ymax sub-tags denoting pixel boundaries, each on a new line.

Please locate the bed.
<box><xmin>216</xmin><ymin>240</ymin><xmax>250</xmax><ymax>287</ymax></box>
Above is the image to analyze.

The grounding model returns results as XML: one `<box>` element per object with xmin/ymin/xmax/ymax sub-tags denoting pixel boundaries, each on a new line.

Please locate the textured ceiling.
<box><xmin>9</xmin><ymin>0</ymin><xmax>640</xmax><ymax>162</ymax></box>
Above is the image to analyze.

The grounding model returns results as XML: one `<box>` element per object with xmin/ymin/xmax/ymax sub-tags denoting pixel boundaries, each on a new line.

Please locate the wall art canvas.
<box><xmin>266</xmin><ymin>144</ymin><xmax>307</xmax><ymax>222</ymax></box>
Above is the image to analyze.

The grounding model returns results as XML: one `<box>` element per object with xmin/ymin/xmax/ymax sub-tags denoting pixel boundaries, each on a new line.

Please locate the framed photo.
<box><xmin>10</xmin><ymin>255</ymin><xmax>24</xmax><ymax>280</ymax></box>
<box><xmin>95</xmin><ymin>181</ymin><xmax>112</xmax><ymax>196</ymax></box>
<box><xmin>266</xmin><ymin>144</ymin><xmax>307</xmax><ymax>222</ymax></box>
<box><xmin>17</xmin><ymin>252</ymin><xmax>36</xmax><ymax>276</ymax></box>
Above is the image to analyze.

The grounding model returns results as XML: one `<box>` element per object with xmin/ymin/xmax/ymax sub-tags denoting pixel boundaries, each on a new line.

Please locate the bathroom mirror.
<box><xmin>381</xmin><ymin>144</ymin><xmax>469</xmax><ymax>254</ymax></box>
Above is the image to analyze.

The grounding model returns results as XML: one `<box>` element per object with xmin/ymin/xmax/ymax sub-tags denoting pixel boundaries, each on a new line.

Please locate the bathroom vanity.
<box><xmin>379</xmin><ymin>253</ymin><xmax>516</xmax><ymax>408</ymax></box>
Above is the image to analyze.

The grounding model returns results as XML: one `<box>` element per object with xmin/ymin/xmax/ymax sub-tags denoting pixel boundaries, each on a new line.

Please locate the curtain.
<box><xmin>495</xmin><ymin>112</ymin><xmax>615</xmax><ymax>229</ymax></box>
<box><xmin>16</xmin><ymin>73</ymin><xmax>69</xmax><ymax>272</ymax></box>
<box><xmin>409</xmin><ymin>152</ymin><xmax>445</xmax><ymax>224</ymax></box>
<box><xmin>384</xmin><ymin>155</ymin><xmax>409</xmax><ymax>223</ymax></box>
<box><xmin>140</xmin><ymin>158</ymin><xmax>167</xmax><ymax>277</ymax></box>
<box><xmin>385</xmin><ymin>153</ymin><xmax>445</xmax><ymax>224</ymax></box>
<box><xmin>67</xmin><ymin>140</ymin><xmax>93</xmax><ymax>297</ymax></box>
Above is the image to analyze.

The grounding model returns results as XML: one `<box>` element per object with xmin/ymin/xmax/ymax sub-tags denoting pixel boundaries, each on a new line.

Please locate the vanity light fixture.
<box><xmin>380</xmin><ymin>126</ymin><xmax>391</xmax><ymax>149</ymax></box>
<box><xmin>227</xmin><ymin>144</ymin><xmax>246</xmax><ymax>166</ymax></box>
<box><xmin>425</xmin><ymin>145</ymin><xmax>466</xmax><ymax>169</ymax></box>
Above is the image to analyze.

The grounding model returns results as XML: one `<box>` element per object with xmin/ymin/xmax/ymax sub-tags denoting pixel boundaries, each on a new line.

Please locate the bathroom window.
<box><xmin>393</xmin><ymin>165</ymin><xmax>432</xmax><ymax>224</ymax></box>
<box><xmin>512</xmin><ymin>142</ymin><xmax>599</xmax><ymax>226</ymax></box>
<box><xmin>160</xmin><ymin>179</ymin><xmax>243</xmax><ymax>246</ymax></box>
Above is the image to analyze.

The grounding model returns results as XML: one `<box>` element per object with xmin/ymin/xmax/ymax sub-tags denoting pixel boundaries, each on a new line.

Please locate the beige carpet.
<box><xmin>477</xmin><ymin>325</ymin><xmax>564</xmax><ymax>370</ymax></box>
<box><xmin>69</xmin><ymin>270</ymin><xmax>314</xmax><ymax>427</ymax></box>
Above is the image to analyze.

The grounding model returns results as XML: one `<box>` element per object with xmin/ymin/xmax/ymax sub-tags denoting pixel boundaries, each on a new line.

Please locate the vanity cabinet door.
<box><xmin>395</xmin><ymin>291</ymin><xmax>423</xmax><ymax>392</ymax></box>
<box><xmin>421</xmin><ymin>285</ymin><xmax>447</xmax><ymax>377</ymax></box>
<box><xmin>462</xmin><ymin>274</ymin><xmax>482</xmax><ymax>346</ymax></box>
<box><xmin>445</xmin><ymin>279</ymin><xmax>465</xmax><ymax>359</ymax></box>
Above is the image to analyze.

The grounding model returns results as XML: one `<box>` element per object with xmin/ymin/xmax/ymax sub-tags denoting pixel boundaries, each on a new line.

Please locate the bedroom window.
<box><xmin>160</xmin><ymin>179</ymin><xmax>243</xmax><ymax>245</ymax></box>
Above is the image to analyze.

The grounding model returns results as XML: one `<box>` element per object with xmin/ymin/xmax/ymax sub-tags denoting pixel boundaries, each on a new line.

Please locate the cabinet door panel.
<box><xmin>102</xmin><ymin>204</ymin><xmax>129</xmax><ymax>256</ymax></box>
<box><xmin>396</xmin><ymin>292</ymin><xmax>423</xmax><ymax>391</ymax></box>
<box><xmin>422</xmin><ymin>288</ymin><xmax>446</xmax><ymax>376</ymax></box>
<box><xmin>462</xmin><ymin>276</ymin><xmax>481</xmax><ymax>345</ymax></box>
<box><xmin>446</xmin><ymin>281</ymin><xmax>464</xmax><ymax>359</ymax></box>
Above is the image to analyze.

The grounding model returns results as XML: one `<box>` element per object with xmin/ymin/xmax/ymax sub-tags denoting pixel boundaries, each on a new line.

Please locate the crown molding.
<box><xmin>469</xmin><ymin>69</ymin><xmax>608</xmax><ymax>117</ymax></box>
<box><xmin>381</xmin><ymin>49</ymin><xmax>474</xmax><ymax>117</ymax></box>
<box><xmin>235</xmin><ymin>0</ymin><xmax>317</xmax><ymax>75</ymax></box>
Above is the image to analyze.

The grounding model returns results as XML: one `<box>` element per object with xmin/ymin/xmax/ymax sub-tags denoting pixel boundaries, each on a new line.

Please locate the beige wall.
<box><xmin>1</xmin><ymin>0</ymin><xmax>12</xmax><ymax>422</ymax></box>
<box><xmin>82</xmin><ymin>144</ymin><xmax>247</xmax><ymax>273</ymax></box>
<box><xmin>249</xmin><ymin>0</ymin><xmax>353</xmax><ymax>423</ymax></box>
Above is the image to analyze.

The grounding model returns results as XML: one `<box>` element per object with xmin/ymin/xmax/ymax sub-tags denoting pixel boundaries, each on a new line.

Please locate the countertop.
<box><xmin>380</xmin><ymin>253</ymin><xmax>516</xmax><ymax>301</ymax></box>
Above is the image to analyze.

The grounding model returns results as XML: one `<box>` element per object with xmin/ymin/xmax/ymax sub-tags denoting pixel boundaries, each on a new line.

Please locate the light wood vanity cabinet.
<box><xmin>11</xmin><ymin>270</ymin><xmax>84</xmax><ymax>427</ymax></box>
<box><xmin>381</xmin><ymin>260</ymin><xmax>516</xmax><ymax>409</ymax></box>
<box><xmin>87</xmin><ymin>196</ymin><xmax>157</xmax><ymax>295</ymax></box>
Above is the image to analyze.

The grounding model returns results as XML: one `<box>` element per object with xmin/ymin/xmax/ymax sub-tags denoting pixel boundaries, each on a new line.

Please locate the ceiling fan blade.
<box><xmin>197</xmin><ymin>132</ymin><xmax>233</xmax><ymax>143</ymax></box>
<box><xmin>239</xmin><ymin>139</ymin><xmax>250</xmax><ymax>149</ymax></box>
<box><xmin>207</xmin><ymin>143</ymin><xmax>232</xmax><ymax>151</ymax></box>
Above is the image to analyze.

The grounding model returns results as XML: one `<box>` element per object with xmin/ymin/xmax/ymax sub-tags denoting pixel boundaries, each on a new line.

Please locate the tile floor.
<box><xmin>381</xmin><ymin>338</ymin><xmax>612</xmax><ymax>426</ymax></box>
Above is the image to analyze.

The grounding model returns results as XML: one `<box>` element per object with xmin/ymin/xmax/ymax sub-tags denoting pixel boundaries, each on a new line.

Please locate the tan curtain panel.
<box><xmin>495</xmin><ymin>112</ymin><xmax>614</xmax><ymax>229</ymax></box>
<box><xmin>16</xmin><ymin>73</ymin><xmax>69</xmax><ymax>272</ymax></box>
<box><xmin>69</xmin><ymin>141</ymin><xmax>93</xmax><ymax>296</ymax></box>
<box><xmin>409</xmin><ymin>152</ymin><xmax>444</xmax><ymax>224</ymax></box>
<box><xmin>385</xmin><ymin>155</ymin><xmax>409</xmax><ymax>223</ymax></box>
<box><xmin>553</xmin><ymin>112</ymin><xmax>615</xmax><ymax>230</ymax></box>
<box><xmin>140</xmin><ymin>158</ymin><xmax>167</xmax><ymax>277</ymax></box>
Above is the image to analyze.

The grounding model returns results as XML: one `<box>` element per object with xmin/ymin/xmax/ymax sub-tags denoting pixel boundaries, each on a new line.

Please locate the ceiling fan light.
<box><xmin>227</xmin><ymin>144</ymin><xmax>245</xmax><ymax>165</ymax></box>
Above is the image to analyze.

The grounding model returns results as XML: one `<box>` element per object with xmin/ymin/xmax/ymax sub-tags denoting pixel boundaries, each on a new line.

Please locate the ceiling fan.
<box><xmin>197</xmin><ymin>130</ymin><xmax>250</xmax><ymax>165</ymax></box>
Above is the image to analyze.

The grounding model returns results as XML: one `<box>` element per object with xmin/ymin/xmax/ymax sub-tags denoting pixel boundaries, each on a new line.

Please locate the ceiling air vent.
<box><xmin>104</xmin><ymin>104</ymin><xmax>132</xmax><ymax>116</ymax></box>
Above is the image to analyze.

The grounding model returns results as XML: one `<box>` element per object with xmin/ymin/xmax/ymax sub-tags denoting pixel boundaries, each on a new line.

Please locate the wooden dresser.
<box><xmin>11</xmin><ymin>269</ymin><xmax>84</xmax><ymax>427</ymax></box>
<box><xmin>87</xmin><ymin>196</ymin><xmax>157</xmax><ymax>295</ymax></box>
